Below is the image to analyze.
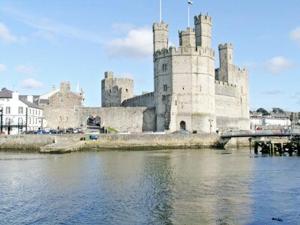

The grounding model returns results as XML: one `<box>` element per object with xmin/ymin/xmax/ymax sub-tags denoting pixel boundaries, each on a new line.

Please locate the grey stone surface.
<box><xmin>42</xmin><ymin>13</ymin><xmax>250</xmax><ymax>134</ymax></box>
<box><xmin>101</xmin><ymin>71</ymin><xmax>134</xmax><ymax>107</ymax></box>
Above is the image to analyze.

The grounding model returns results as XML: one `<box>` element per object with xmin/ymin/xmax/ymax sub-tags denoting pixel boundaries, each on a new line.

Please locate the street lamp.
<box><xmin>209</xmin><ymin>119</ymin><xmax>214</xmax><ymax>134</ymax></box>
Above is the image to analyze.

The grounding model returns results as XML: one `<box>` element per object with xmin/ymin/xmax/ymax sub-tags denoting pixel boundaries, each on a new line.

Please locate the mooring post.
<box><xmin>254</xmin><ymin>142</ymin><xmax>259</xmax><ymax>155</ymax></box>
<box><xmin>249</xmin><ymin>138</ymin><xmax>252</xmax><ymax>154</ymax></box>
<box><xmin>270</xmin><ymin>142</ymin><xmax>274</xmax><ymax>156</ymax></box>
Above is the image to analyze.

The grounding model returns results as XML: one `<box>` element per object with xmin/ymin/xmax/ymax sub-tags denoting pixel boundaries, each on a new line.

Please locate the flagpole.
<box><xmin>188</xmin><ymin>3</ymin><xmax>190</xmax><ymax>27</ymax></box>
<box><xmin>160</xmin><ymin>0</ymin><xmax>162</xmax><ymax>23</ymax></box>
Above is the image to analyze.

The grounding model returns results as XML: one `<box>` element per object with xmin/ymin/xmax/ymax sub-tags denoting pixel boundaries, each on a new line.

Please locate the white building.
<box><xmin>0</xmin><ymin>88</ymin><xmax>44</xmax><ymax>135</ymax></box>
<box><xmin>250</xmin><ymin>113</ymin><xmax>291</xmax><ymax>130</ymax></box>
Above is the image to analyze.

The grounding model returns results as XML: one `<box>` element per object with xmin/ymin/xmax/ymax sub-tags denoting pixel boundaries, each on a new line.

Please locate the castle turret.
<box><xmin>179</xmin><ymin>28</ymin><xmax>196</xmax><ymax>48</ymax></box>
<box><xmin>218</xmin><ymin>43</ymin><xmax>234</xmax><ymax>83</ymax></box>
<box><xmin>153</xmin><ymin>22</ymin><xmax>169</xmax><ymax>53</ymax></box>
<box><xmin>101</xmin><ymin>71</ymin><xmax>134</xmax><ymax>107</ymax></box>
<box><xmin>194</xmin><ymin>14</ymin><xmax>212</xmax><ymax>48</ymax></box>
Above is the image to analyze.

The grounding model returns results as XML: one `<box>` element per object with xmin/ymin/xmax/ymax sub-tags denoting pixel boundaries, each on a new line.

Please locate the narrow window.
<box><xmin>163</xmin><ymin>85</ymin><xmax>168</xmax><ymax>92</ymax></box>
<box><xmin>6</xmin><ymin>107</ymin><xmax>10</xmax><ymax>114</ymax></box>
<box><xmin>19</xmin><ymin>106</ymin><xmax>23</xmax><ymax>115</ymax></box>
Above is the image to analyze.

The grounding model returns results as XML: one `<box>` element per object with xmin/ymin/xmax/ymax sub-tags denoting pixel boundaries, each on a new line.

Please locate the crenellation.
<box><xmin>99</xmin><ymin>12</ymin><xmax>249</xmax><ymax>133</ymax></box>
<box><xmin>154</xmin><ymin>46</ymin><xmax>215</xmax><ymax>59</ymax></box>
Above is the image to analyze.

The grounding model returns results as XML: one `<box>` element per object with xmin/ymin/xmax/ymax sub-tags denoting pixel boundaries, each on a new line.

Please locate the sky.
<box><xmin>0</xmin><ymin>0</ymin><xmax>300</xmax><ymax>111</ymax></box>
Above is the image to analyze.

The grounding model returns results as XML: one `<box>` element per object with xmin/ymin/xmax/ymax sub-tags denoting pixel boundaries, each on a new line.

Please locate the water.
<box><xmin>0</xmin><ymin>150</ymin><xmax>299</xmax><ymax>225</ymax></box>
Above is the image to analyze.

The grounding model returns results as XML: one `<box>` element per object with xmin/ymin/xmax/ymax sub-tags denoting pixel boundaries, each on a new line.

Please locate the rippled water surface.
<box><xmin>0</xmin><ymin>150</ymin><xmax>299</xmax><ymax>225</ymax></box>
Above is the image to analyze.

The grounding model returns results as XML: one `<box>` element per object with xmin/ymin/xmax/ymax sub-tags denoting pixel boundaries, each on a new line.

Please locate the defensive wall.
<box><xmin>79</xmin><ymin>107</ymin><xmax>156</xmax><ymax>133</ymax></box>
<box><xmin>122</xmin><ymin>92</ymin><xmax>155</xmax><ymax>107</ymax></box>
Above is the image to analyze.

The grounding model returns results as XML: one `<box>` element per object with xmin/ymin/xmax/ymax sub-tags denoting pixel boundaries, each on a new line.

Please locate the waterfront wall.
<box><xmin>81</xmin><ymin>133</ymin><xmax>219</xmax><ymax>150</ymax></box>
<box><xmin>0</xmin><ymin>133</ymin><xmax>219</xmax><ymax>152</ymax></box>
<box><xmin>0</xmin><ymin>135</ymin><xmax>55</xmax><ymax>151</ymax></box>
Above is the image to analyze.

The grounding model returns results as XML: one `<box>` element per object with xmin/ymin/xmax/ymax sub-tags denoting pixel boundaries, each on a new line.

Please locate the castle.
<box><xmin>101</xmin><ymin>13</ymin><xmax>250</xmax><ymax>133</ymax></box>
<box><xmin>20</xmin><ymin>13</ymin><xmax>249</xmax><ymax>134</ymax></box>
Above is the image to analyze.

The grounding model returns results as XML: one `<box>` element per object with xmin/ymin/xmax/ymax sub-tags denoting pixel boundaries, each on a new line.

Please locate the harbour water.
<box><xmin>0</xmin><ymin>150</ymin><xmax>299</xmax><ymax>225</ymax></box>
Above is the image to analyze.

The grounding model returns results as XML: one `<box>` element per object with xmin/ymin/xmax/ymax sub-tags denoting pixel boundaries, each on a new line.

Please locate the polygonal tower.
<box><xmin>195</xmin><ymin>14</ymin><xmax>212</xmax><ymax>48</ymax></box>
<box><xmin>153</xmin><ymin>22</ymin><xmax>169</xmax><ymax>53</ymax></box>
<box><xmin>153</xmin><ymin>14</ymin><xmax>217</xmax><ymax>133</ymax></box>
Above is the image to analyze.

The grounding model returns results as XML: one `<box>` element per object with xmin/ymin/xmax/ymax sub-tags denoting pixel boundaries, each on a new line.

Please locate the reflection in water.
<box><xmin>0</xmin><ymin>150</ymin><xmax>299</xmax><ymax>225</ymax></box>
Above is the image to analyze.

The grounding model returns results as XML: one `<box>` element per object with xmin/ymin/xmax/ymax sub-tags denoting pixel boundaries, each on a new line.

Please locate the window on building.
<box><xmin>162</xmin><ymin>64</ymin><xmax>168</xmax><ymax>72</ymax></box>
<box><xmin>18</xmin><ymin>118</ymin><xmax>23</xmax><ymax>125</ymax></box>
<box><xmin>163</xmin><ymin>85</ymin><xmax>168</xmax><ymax>92</ymax></box>
<box><xmin>5</xmin><ymin>118</ymin><xmax>11</xmax><ymax>125</ymax></box>
<box><xmin>6</xmin><ymin>107</ymin><xmax>10</xmax><ymax>115</ymax></box>
<box><xmin>162</xmin><ymin>95</ymin><xmax>166</xmax><ymax>101</ymax></box>
<box><xmin>18</xmin><ymin>107</ymin><xmax>23</xmax><ymax>114</ymax></box>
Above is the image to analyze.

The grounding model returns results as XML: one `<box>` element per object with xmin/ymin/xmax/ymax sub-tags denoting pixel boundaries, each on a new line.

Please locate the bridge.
<box><xmin>221</xmin><ymin>132</ymin><xmax>300</xmax><ymax>139</ymax></box>
<box><xmin>219</xmin><ymin>131</ymin><xmax>300</xmax><ymax>156</ymax></box>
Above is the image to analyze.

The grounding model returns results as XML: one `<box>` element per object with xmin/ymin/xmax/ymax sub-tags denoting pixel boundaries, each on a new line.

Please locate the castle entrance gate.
<box><xmin>180</xmin><ymin>121</ymin><xmax>186</xmax><ymax>131</ymax></box>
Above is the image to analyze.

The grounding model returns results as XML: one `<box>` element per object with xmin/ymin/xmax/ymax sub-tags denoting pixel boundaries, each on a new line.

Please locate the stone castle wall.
<box><xmin>101</xmin><ymin>72</ymin><xmax>134</xmax><ymax>107</ymax></box>
<box><xmin>79</xmin><ymin>107</ymin><xmax>156</xmax><ymax>133</ymax></box>
<box><xmin>122</xmin><ymin>92</ymin><xmax>155</xmax><ymax>107</ymax></box>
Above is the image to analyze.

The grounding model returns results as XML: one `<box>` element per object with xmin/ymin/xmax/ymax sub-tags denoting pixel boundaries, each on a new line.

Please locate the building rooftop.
<box><xmin>0</xmin><ymin>88</ymin><xmax>13</xmax><ymax>98</ymax></box>
<box><xmin>19</xmin><ymin>96</ymin><xmax>41</xmax><ymax>109</ymax></box>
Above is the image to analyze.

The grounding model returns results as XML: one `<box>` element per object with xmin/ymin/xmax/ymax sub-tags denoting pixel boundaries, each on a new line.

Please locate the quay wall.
<box><xmin>80</xmin><ymin>133</ymin><xmax>219</xmax><ymax>150</ymax></box>
<box><xmin>0</xmin><ymin>134</ymin><xmax>220</xmax><ymax>152</ymax></box>
<box><xmin>0</xmin><ymin>135</ymin><xmax>55</xmax><ymax>152</ymax></box>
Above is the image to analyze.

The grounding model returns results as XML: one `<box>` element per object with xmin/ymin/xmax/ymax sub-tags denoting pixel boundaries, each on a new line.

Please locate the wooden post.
<box><xmin>249</xmin><ymin>138</ymin><xmax>252</xmax><ymax>154</ymax></box>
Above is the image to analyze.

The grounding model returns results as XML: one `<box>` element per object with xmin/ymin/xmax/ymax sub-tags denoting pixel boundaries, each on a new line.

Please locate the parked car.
<box><xmin>36</xmin><ymin>129</ymin><xmax>49</xmax><ymax>135</ymax></box>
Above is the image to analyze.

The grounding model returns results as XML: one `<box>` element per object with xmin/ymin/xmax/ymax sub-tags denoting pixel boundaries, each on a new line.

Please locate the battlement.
<box><xmin>153</xmin><ymin>22</ymin><xmax>168</xmax><ymax>31</ymax></box>
<box><xmin>194</xmin><ymin>14</ymin><xmax>212</xmax><ymax>25</ymax></box>
<box><xmin>179</xmin><ymin>28</ymin><xmax>195</xmax><ymax>35</ymax></box>
<box><xmin>104</xmin><ymin>71</ymin><xmax>114</xmax><ymax>79</ymax></box>
<box><xmin>154</xmin><ymin>46</ymin><xmax>215</xmax><ymax>59</ymax></box>
<box><xmin>230</xmin><ymin>65</ymin><xmax>248</xmax><ymax>73</ymax></box>
<box><xmin>103</xmin><ymin>71</ymin><xmax>133</xmax><ymax>82</ymax></box>
<box><xmin>219</xmin><ymin>43</ymin><xmax>233</xmax><ymax>50</ymax></box>
<box><xmin>215</xmin><ymin>80</ymin><xmax>237</xmax><ymax>88</ymax></box>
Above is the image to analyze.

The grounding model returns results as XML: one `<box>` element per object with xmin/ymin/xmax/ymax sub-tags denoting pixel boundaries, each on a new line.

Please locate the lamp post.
<box><xmin>0</xmin><ymin>108</ymin><xmax>3</xmax><ymax>134</ymax></box>
<box><xmin>209</xmin><ymin>119</ymin><xmax>214</xmax><ymax>134</ymax></box>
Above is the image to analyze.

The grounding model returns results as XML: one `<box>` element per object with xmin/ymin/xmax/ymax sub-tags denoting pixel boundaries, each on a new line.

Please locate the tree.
<box><xmin>256</xmin><ymin>108</ymin><xmax>270</xmax><ymax>116</ymax></box>
<box><xmin>272</xmin><ymin>108</ymin><xmax>285</xmax><ymax>114</ymax></box>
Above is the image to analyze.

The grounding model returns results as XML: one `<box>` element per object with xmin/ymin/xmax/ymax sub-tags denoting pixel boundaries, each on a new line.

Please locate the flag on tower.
<box><xmin>188</xmin><ymin>0</ymin><xmax>193</xmax><ymax>5</ymax></box>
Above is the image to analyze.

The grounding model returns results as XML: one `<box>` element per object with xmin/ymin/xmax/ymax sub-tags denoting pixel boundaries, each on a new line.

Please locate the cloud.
<box><xmin>21</xmin><ymin>78</ymin><xmax>43</xmax><ymax>89</ymax></box>
<box><xmin>106</xmin><ymin>27</ymin><xmax>152</xmax><ymax>58</ymax></box>
<box><xmin>1</xmin><ymin>6</ymin><xmax>102</xmax><ymax>44</ymax></box>
<box><xmin>112</xmin><ymin>23</ymin><xmax>135</xmax><ymax>34</ymax></box>
<box><xmin>16</xmin><ymin>65</ymin><xmax>36</xmax><ymax>75</ymax></box>
<box><xmin>290</xmin><ymin>27</ymin><xmax>300</xmax><ymax>45</ymax></box>
<box><xmin>0</xmin><ymin>22</ymin><xmax>17</xmax><ymax>43</ymax></box>
<box><xmin>262</xmin><ymin>90</ymin><xmax>284</xmax><ymax>96</ymax></box>
<box><xmin>0</xmin><ymin>64</ymin><xmax>7</xmax><ymax>73</ymax></box>
<box><xmin>265</xmin><ymin>56</ymin><xmax>294</xmax><ymax>75</ymax></box>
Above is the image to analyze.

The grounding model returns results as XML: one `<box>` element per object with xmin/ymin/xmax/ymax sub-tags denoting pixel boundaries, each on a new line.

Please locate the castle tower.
<box><xmin>179</xmin><ymin>28</ymin><xmax>196</xmax><ymax>48</ymax></box>
<box><xmin>194</xmin><ymin>14</ymin><xmax>212</xmax><ymax>48</ymax></box>
<box><xmin>153</xmin><ymin>22</ymin><xmax>169</xmax><ymax>53</ymax></box>
<box><xmin>101</xmin><ymin>71</ymin><xmax>134</xmax><ymax>107</ymax></box>
<box><xmin>218</xmin><ymin>43</ymin><xmax>234</xmax><ymax>83</ymax></box>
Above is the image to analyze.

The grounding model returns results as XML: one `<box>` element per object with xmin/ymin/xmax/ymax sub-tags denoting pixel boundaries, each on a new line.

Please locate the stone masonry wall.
<box><xmin>79</xmin><ymin>107</ymin><xmax>156</xmax><ymax>133</ymax></box>
<box><xmin>43</xmin><ymin>84</ymin><xmax>83</xmax><ymax>129</ymax></box>
<box><xmin>122</xmin><ymin>92</ymin><xmax>155</xmax><ymax>107</ymax></box>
